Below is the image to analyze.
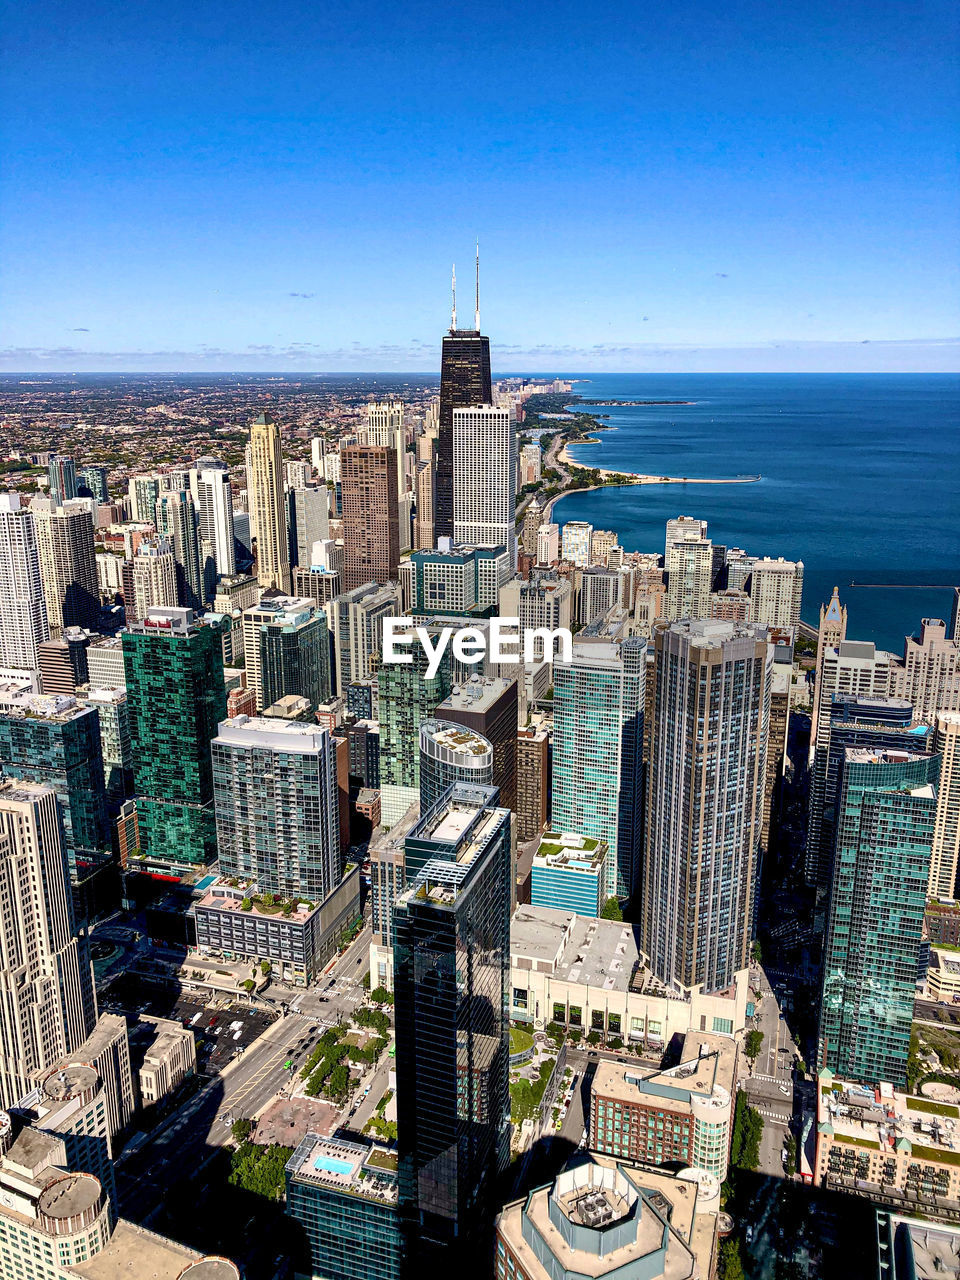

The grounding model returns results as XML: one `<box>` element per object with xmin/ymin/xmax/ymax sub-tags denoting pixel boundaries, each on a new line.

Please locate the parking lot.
<box><xmin>102</xmin><ymin>979</ymin><xmax>277</xmax><ymax>1076</ymax></box>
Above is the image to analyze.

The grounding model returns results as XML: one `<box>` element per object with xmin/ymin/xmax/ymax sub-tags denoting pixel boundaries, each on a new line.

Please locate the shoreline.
<box><xmin>556</xmin><ymin>440</ymin><xmax>762</xmax><ymax>486</ymax></box>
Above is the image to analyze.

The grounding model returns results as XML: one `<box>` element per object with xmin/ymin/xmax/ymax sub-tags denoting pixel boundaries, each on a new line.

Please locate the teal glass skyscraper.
<box><xmin>393</xmin><ymin>782</ymin><xmax>511</xmax><ymax>1273</ymax></box>
<box><xmin>122</xmin><ymin>606</ymin><xmax>227</xmax><ymax>867</ymax></box>
<box><xmin>551</xmin><ymin>638</ymin><xmax>644</xmax><ymax>899</ymax></box>
<box><xmin>378</xmin><ymin>629</ymin><xmax>452</xmax><ymax>826</ymax></box>
<box><xmin>819</xmin><ymin>747</ymin><xmax>940</xmax><ymax>1087</ymax></box>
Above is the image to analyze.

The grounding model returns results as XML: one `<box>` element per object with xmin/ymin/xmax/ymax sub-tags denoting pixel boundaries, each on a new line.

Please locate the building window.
<box><xmin>569</xmin><ymin>1005</ymin><xmax>582</xmax><ymax>1027</ymax></box>
<box><xmin>513</xmin><ymin>988</ymin><xmax>528</xmax><ymax>1009</ymax></box>
<box><xmin>712</xmin><ymin>1017</ymin><xmax>733</xmax><ymax>1035</ymax></box>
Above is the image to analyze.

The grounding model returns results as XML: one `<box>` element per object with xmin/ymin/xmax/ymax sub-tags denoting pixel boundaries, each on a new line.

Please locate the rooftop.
<box><xmin>196</xmin><ymin>880</ymin><xmax>318</xmax><ymax>919</ymax></box>
<box><xmin>534</xmin><ymin>831</ymin><xmax>606</xmax><ymax>872</ymax></box>
<box><xmin>420</xmin><ymin>718</ymin><xmax>493</xmax><ymax>759</ymax></box>
<box><xmin>817</xmin><ymin>1073</ymin><xmax>960</xmax><ymax>1160</ymax></box>
<box><xmin>0</xmin><ymin>692</ymin><xmax>93</xmax><ymax>723</ymax></box>
<box><xmin>215</xmin><ymin>715</ymin><xmax>330</xmax><ymax>752</ymax></box>
<box><xmin>593</xmin><ymin>1032</ymin><xmax>737</xmax><ymax>1109</ymax></box>
<box><xmin>438</xmin><ymin>675</ymin><xmax>516</xmax><ymax>714</ymax></box>
<box><xmin>286</xmin><ymin>1133</ymin><xmax>398</xmax><ymax>1205</ymax></box>
<box><xmin>511</xmin><ymin>905</ymin><xmax>703</xmax><ymax>1003</ymax></box>
<box><xmin>73</xmin><ymin>1220</ymin><xmax>239</xmax><ymax>1280</ymax></box>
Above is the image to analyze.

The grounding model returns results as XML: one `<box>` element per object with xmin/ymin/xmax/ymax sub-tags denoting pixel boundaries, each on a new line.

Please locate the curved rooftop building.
<box><xmin>418</xmin><ymin>718</ymin><xmax>494</xmax><ymax>814</ymax></box>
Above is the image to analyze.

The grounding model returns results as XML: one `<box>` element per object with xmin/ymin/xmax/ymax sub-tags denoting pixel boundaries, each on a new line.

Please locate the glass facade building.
<box><xmin>212</xmin><ymin>716</ymin><xmax>341</xmax><ymax>900</ymax></box>
<box><xmin>419</xmin><ymin>719</ymin><xmax>494</xmax><ymax>814</ymax></box>
<box><xmin>378</xmin><ymin>630</ymin><xmax>452</xmax><ymax>826</ymax></box>
<box><xmin>819</xmin><ymin>748</ymin><xmax>939</xmax><ymax>1088</ymax></box>
<box><xmin>285</xmin><ymin>1134</ymin><xmax>401</xmax><ymax>1280</ymax></box>
<box><xmin>260</xmin><ymin>609</ymin><xmax>331</xmax><ymax>713</ymax></box>
<box><xmin>0</xmin><ymin>694</ymin><xmax>109</xmax><ymax>883</ymax></box>
<box><xmin>641</xmin><ymin>621</ymin><xmax>771</xmax><ymax>995</ymax></box>
<box><xmin>394</xmin><ymin>782</ymin><xmax>511</xmax><ymax>1269</ymax></box>
<box><xmin>551</xmin><ymin>638</ymin><xmax>644</xmax><ymax>899</ymax></box>
<box><xmin>122</xmin><ymin>607</ymin><xmax>227</xmax><ymax>866</ymax></box>
<box><xmin>436</xmin><ymin>328</ymin><xmax>492</xmax><ymax>540</ymax></box>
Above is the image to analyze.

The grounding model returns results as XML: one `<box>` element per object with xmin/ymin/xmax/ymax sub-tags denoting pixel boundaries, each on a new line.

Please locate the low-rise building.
<box><xmin>134</xmin><ymin>1016</ymin><xmax>197</xmax><ymax>1107</ymax></box>
<box><xmin>530</xmin><ymin>831</ymin><xmax>608</xmax><ymax>917</ymax></box>
<box><xmin>495</xmin><ymin>1153</ymin><xmax>718</xmax><ymax>1280</ymax></box>
<box><xmin>193</xmin><ymin>868</ymin><xmax>361</xmax><ymax>986</ymax></box>
<box><xmin>925</xmin><ymin>948</ymin><xmax>960</xmax><ymax>1005</ymax></box>
<box><xmin>590</xmin><ymin>1031</ymin><xmax>738</xmax><ymax>1180</ymax></box>
<box><xmin>814</xmin><ymin>1070</ymin><xmax>960</xmax><ymax>1218</ymax></box>
<box><xmin>510</xmin><ymin>905</ymin><xmax>749</xmax><ymax>1048</ymax></box>
<box><xmin>285</xmin><ymin>1132</ymin><xmax>401</xmax><ymax>1280</ymax></box>
<box><xmin>0</xmin><ymin>1118</ymin><xmax>239</xmax><ymax>1280</ymax></box>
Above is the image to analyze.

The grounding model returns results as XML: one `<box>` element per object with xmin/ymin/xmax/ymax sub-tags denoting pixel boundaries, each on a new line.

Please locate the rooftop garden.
<box><xmin>907</xmin><ymin>1096</ymin><xmax>960</xmax><ymax>1118</ymax></box>
<box><xmin>510</xmin><ymin>1026</ymin><xmax>534</xmax><ymax>1056</ymax></box>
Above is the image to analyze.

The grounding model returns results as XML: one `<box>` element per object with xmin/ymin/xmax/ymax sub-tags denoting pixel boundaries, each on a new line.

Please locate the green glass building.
<box><xmin>552</xmin><ymin>637</ymin><xmax>645</xmax><ymax>900</ymax></box>
<box><xmin>378</xmin><ymin>627</ymin><xmax>451</xmax><ymax>826</ymax></box>
<box><xmin>122</xmin><ymin>606</ymin><xmax>227</xmax><ymax>867</ymax></box>
<box><xmin>819</xmin><ymin>747</ymin><xmax>939</xmax><ymax>1087</ymax></box>
<box><xmin>285</xmin><ymin>1133</ymin><xmax>401</xmax><ymax>1280</ymax></box>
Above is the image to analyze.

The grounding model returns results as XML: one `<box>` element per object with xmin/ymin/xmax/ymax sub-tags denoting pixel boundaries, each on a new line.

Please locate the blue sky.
<box><xmin>2</xmin><ymin>0</ymin><xmax>958</xmax><ymax>371</ymax></box>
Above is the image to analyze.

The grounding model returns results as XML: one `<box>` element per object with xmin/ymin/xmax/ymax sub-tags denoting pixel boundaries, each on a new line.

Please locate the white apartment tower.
<box><xmin>453</xmin><ymin>403</ymin><xmax>517</xmax><ymax>564</ymax></box>
<box><xmin>749</xmin><ymin>556</ymin><xmax>804</xmax><ymax>629</ymax></box>
<box><xmin>0</xmin><ymin>782</ymin><xmax>96</xmax><ymax>1109</ymax></box>
<box><xmin>128</xmin><ymin>539</ymin><xmax>178</xmax><ymax>622</ymax></box>
<box><xmin>0</xmin><ymin>494</ymin><xmax>49</xmax><ymax>670</ymax></box>
<box><xmin>248</xmin><ymin>411</ymin><xmax>291</xmax><ymax>593</ymax></box>
<box><xmin>31</xmin><ymin>499</ymin><xmax>99</xmax><ymax>637</ymax></box>
<box><xmin>930</xmin><ymin>712</ymin><xmax>960</xmax><ymax>900</ymax></box>
<box><xmin>892</xmin><ymin>618</ymin><xmax>960</xmax><ymax>723</ymax></box>
<box><xmin>665</xmin><ymin>530</ymin><xmax>714</xmax><ymax>621</ymax></box>
<box><xmin>193</xmin><ymin>461</ymin><xmax>237</xmax><ymax>578</ymax></box>
<box><xmin>561</xmin><ymin>520</ymin><xmax>593</xmax><ymax>567</ymax></box>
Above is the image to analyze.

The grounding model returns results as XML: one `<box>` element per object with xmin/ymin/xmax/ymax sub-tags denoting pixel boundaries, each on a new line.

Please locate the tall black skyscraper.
<box><xmin>393</xmin><ymin>781</ymin><xmax>511</xmax><ymax>1275</ymax></box>
<box><xmin>436</xmin><ymin>258</ymin><xmax>492</xmax><ymax>541</ymax></box>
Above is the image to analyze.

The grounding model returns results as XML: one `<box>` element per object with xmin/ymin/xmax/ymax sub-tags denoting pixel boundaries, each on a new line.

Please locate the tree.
<box><xmin>744</xmin><ymin>1029</ymin><xmax>764</xmax><ymax>1063</ymax></box>
<box><xmin>240</xmin><ymin>897</ymin><xmax>252</xmax><ymax>911</ymax></box>
<box><xmin>260</xmin><ymin>960</ymin><xmax>271</xmax><ymax>975</ymax></box>
<box><xmin>730</xmin><ymin>1091</ymin><xmax>763</xmax><ymax>1171</ymax></box>
<box><xmin>228</xmin><ymin>1142</ymin><xmax>293</xmax><ymax>1200</ymax></box>
<box><xmin>600</xmin><ymin>897</ymin><xmax>623</xmax><ymax>922</ymax></box>
<box><xmin>326</xmin><ymin>1063</ymin><xmax>351</xmax><ymax>1101</ymax></box>
<box><xmin>370</xmin><ymin>985</ymin><xmax>394</xmax><ymax>1006</ymax></box>
<box><xmin>586</xmin><ymin>1029</ymin><xmax>601</xmax><ymax>1045</ymax></box>
<box><xmin>242</xmin><ymin>978</ymin><xmax>255</xmax><ymax>993</ymax></box>
<box><xmin>718</xmin><ymin>1237</ymin><xmax>746</xmax><ymax>1280</ymax></box>
<box><xmin>231</xmin><ymin>1117</ymin><xmax>252</xmax><ymax>1143</ymax></box>
<box><xmin>751</xmin><ymin>940</ymin><xmax>762</xmax><ymax>964</ymax></box>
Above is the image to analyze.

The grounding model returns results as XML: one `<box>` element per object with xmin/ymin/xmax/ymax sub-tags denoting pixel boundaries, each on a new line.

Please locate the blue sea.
<box><xmin>548</xmin><ymin>373</ymin><xmax>959</xmax><ymax>653</ymax></box>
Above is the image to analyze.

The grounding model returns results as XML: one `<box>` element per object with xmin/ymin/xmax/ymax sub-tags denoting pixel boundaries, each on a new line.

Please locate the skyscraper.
<box><xmin>287</xmin><ymin>486</ymin><xmax>329</xmax><ymax>568</ymax></box>
<box><xmin>123</xmin><ymin>537</ymin><xmax>178</xmax><ymax>623</ymax></box>
<box><xmin>340</xmin><ymin>444</ymin><xmax>400</xmax><ymax>591</ymax></box>
<box><xmin>0</xmin><ymin>781</ymin><xmax>97</xmax><ymax>1108</ymax></box>
<box><xmin>0</xmin><ymin>693</ymin><xmax>109</xmax><ymax>886</ymax></box>
<box><xmin>127</xmin><ymin>473</ymin><xmax>162</xmax><ymax>524</ymax></box>
<box><xmin>77</xmin><ymin>465</ymin><xmax>109</xmax><ymax>504</ymax></box>
<box><xmin>328</xmin><ymin>581</ymin><xmax>402</xmax><ymax>693</ymax></box>
<box><xmin>819</xmin><ymin>748</ymin><xmax>939</xmax><ymax>1087</ymax></box>
<box><xmin>248</xmin><ymin>411</ymin><xmax>291</xmax><ymax>593</ymax></box>
<box><xmin>378</xmin><ymin>631</ymin><xmax>452</xmax><ymax>825</ymax></box>
<box><xmin>552</xmin><ymin>639</ymin><xmax>645</xmax><ymax>899</ymax></box>
<box><xmin>810</xmin><ymin>587</ymin><xmax>848</xmax><ymax>764</ymax></box>
<box><xmin>361</xmin><ymin>400</ymin><xmax>407</xmax><ymax>510</ymax></box>
<box><xmin>155</xmin><ymin>489</ymin><xmax>204</xmax><ymax>611</ymax></box>
<box><xmin>418</xmin><ymin>719</ymin><xmax>494</xmax><ymax>814</ymax></box>
<box><xmin>31</xmin><ymin>497</ymin><xmax>99</xmax><ymax>635</ymax></box>
<box><xmin>212</xmin><ymin>716</ymin><xmax>341</xmax><ymax>900</ymax></box>
<box><xmin>436</xmin><ymin>265</ymin><xmax>492</xmax><ymax>541</ymax></box>
<box><xmin>892</xmin><ymin>617</ymin><xmax>960</xmax><ymax>722</ymax></box>
<box><xmin>748</xmin><ymin>557</ymin><xmax>804</xmax><ymax>629</ymax></box>
<box><xmin>414</xmin><ymin>431</ymin><xmax>436</xmax><ymax>551</ymax></box>
<box><xmin>0</xmin><ymin>493</ymin><xmax>49</xmax><ymax>670</ymax></box>
<box><xmin>193</xmin><ymin>461</ymin><xmax>237</xmax><ymax>578</ymax></box>
<box><xmin>435</xmin><ymin>676</ymin><xmax>518</xmax><ymax>813</ymax></box>
<box><xmin>642</xmin><ymin>620</ymin><xmax>771</xmax><ymax>995</ymax></box>
<box><xmin>453</xmin><ymin>404</ymin><xmax>517</xmax><ymax>564</ymax></box>
<box><xmin>931</xmin><ymin>712</ymin><xmax>960</xmax><ymax>899</ymax></box>
<box><xmin>561</xmin><ymin>521</ymin><xmax>593</xmax><ymax>567</ymax></box>
<box><xmin>665</xmin><ymin>528</ymin><xmax>714</xmax><ymax>621</ymax></box>
<box><xmin>122</xmin><ymin>607</ymin><xmax>228</xmax><ymax>867</ymax></box>
<box><xmin>47</xmin><ymin>455</ymin><xmax>77</xmax><ymax>507</ymax></box>
<box><xmin>806</xmin><ymin>695</ymin><xmax>930</xmax><ymax>894</ymax></box>
<box><xmin>241</xmin><ymin>595</ymin><xmax>330</xmax><ymax>713</ymax></box>
<box><xmin>394</xmin><ymin>782</ymin><xmax>511</xmax><ymax>1269</ymax></box>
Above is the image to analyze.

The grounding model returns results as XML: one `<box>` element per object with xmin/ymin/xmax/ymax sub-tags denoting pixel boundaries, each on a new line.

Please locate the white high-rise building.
<box><xmin>453</xmin><ymin>403</ymin><xmax>517</xmax><ymax>564</ymax></box>
<box><xmin>930</xmin><ymin>711</ymin><xmax>960</xmax><ymax>900</ymax></box>
<box><xmin>812</xmin><ymin>639</ymin><xmax>895</xmax><ymax>748</ymax></box>
<box><xmin>31</xmin><ymin>499</ymin><xmax>99</xmax><ymax>637</ymax></box>
<box><xmin>665</xmin><ymin>530</ymin><xmax>714</xmax><ymax>621</ymax></box>
<box><xmin>326</xmin><ymin>581</ymin><xmax>402</xmax><ymax>693</ymax></box>
<box><xmin>192</xmin><ymin>463</ymin><xmax>236</xmax><ymax>578</ymax></box>
<box><xmin>749</xmin><ymin>557</ymin><xmax>804</xmax><ymax>629</ymax></box>
<box><xmin>537</xmin><ymin>522</ymin><xmax>560</xmax><ymax>565</ymax></box>
<box><xmin>561</xmin><ymin>520</ymin><xmax>593</xmax><ymax>567</ymax></box>
<box><xmin>0</xmin><ymin>494</ymin><xmax>49</xmax><ymax>670</ymax></box>
<box><xmin>362</xmin><ymin>400</ymin><xmax>407</xmax><ymax>498</ymax></box>
<box><xmin>665</xmin><ymin>516</ymin><xmax>707</xmax><ymax>559</ymax></box>
<box><xmin>892</xmin><ymin>618</ymin><xmax>960</xmax><ymax>723</ymax></box>
<box><xmin>284</xmin><ymin>460</ymin><xmax>312</xmax><ymax>490</ymax></box>
<box><xmin>248</xmin><ymin>411</ymin><xmax>291</xmax><ymax>593</ymax></box>
<box><xmin>127</xmin><ymin>474</ymin><xmax>162</xmax><ymax>523</ymax></box>
<box><xmin>0</xmin><ymin>781</ymin><xmax>96</xmax><ymax>1108</ymax></box>
<box><xmin>128</xmin><ymin>538</ymin><xmax>178</xmax><ymax>623</ymax></box>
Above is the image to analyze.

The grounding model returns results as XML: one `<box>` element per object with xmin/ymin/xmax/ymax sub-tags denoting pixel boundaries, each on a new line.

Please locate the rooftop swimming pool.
<box><xmin>314</xmin><ymin>1154</ymin><xmax>354</xmax><ymax>1176</ymax></box>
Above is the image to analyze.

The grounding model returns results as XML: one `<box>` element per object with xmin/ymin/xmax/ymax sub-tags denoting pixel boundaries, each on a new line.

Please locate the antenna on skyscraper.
<box><xmin>451</xmin><ymin>263</ymin><xmax>457</xmax><ymax>331</ymax></box>
<box><xmin>475</xmin><ymin>240</ymin><xmax>481</xmax><ymax>331</ymax></box>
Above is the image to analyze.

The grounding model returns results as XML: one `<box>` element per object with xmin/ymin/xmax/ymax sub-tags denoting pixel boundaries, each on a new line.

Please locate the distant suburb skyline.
<box><xmin>1</xmin><ymin>0</ymin><xmax>958</xmax><ymax>373</ymax></box>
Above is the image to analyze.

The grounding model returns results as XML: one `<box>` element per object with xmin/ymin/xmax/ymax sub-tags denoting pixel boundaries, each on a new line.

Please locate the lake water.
<box><xmin>549</xmin><ymin>373</ymin><xmax>959</xmax><ymax>653</ymax></box>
